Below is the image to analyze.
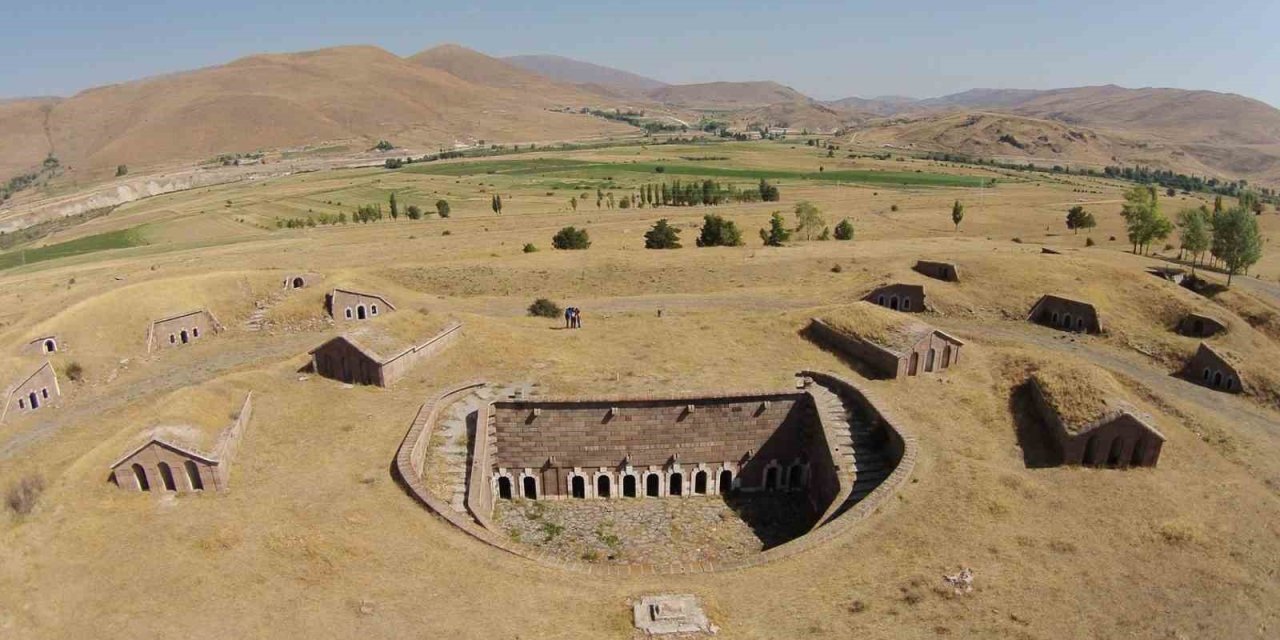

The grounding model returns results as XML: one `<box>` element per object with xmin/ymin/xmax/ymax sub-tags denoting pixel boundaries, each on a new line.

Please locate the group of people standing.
<box><xmin>563</xmin><ymin>306</ymin><xmax>584</xmax><ymax>329</ymax></box>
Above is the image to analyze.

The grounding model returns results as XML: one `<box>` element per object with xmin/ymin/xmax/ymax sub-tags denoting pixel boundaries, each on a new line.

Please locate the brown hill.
<box><xmin>0</xmin><ymin>45</ymin><xmax>631</xmax><ymax>180</ymax></box>
<box><xmin>0</xmin><ymin>98</ymin><xmax>60</xmax><ymax>179</ymax></box>
<box><xmin>647</xmin><ymin>81</ymin><xmax>810</xmax><ymax>109</ymax></box>
<box><xmin>408</xmin><ymin>44</ymin><xmax>590</xmax><ymax>101</ymax></box>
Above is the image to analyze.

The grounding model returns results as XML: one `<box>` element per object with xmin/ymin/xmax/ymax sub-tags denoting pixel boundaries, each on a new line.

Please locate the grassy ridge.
<box><xmin>406</xmin><ymin>158</ymin><xmax>989</xmax><ymax>187</ymax></box>
<box><xmin>0</xmin><ymin>226</ymin><xmax>149</xmax><ymax>271</ymax></box>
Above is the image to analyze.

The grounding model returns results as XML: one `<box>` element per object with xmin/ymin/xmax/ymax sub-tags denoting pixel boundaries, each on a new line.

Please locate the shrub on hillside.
<box><xmin>528</xmin><ymin>298</ymin><xmax>562</xmax><ymax>318</ymax></box>
<box><xmin>644</xmin><ymin>219</ymin><xmax>682</xmax><ymax>249</ymax></box>
<box><xmin>405</xmin><ymin>205</ymin><xmax>423</xmax><ymax>220</ymax></box>
<box><xmin>64</xmin><ymin>361</ymin><xmax>83</xmax><ymax>382</ymax></box>
<box><xmin>834</xmin><ymin>218</ymin><xmax>854</xmax><ymax>241</ymax></box>
<box><xmin>760</xmin><ymin>212</ymin><xmax>791</xmax><ymax>247</ymax></box>
<box><xmin>6</xmin><ymin>474</ymin><xmax>44</xmax><ymax>516</ymax></box>
<box><xmin>435</xmin><ymin>200</ymin><xmax>451</xmax><ymax>218</ymax></box>
<box><xmin>552</xmin><ymin>227</ymin><xmax>591</xmax><ymax>250</ymax></box>
<box><xmin>696</xmin><ymin>214</ymin><xmax>743</xmax><ymax>247</ymax></box>
<box><xmin>523</xmin><ymin>243</ymin><xmax>538</xmax><ymax>253</ymax></box>
<box><xmin>1085</xmin><ymin>237</ymin><xmax>1096</xmax><ymax>247</ymax></box>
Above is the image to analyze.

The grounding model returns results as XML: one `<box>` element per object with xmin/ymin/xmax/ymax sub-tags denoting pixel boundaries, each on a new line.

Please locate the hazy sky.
<box><xmin>3</xmin><ymin>1</ymin><xmax>1278</xmax><ymax>106</ymax></box>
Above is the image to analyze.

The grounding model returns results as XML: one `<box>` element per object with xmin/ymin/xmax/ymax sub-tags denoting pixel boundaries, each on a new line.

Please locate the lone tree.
<box><xmin>1211</xmin><ymin>207</ymin><xmax>1263</xmax><ymax>286</ymax></box>
<box><xmin>435</xmin><ymin>199</ymin><xmax>451</xmax><ymax>218</ymax></box>
<box><xmin>793</xmin><ymin>201</ymin><xmax>826</xmax><ymax>241</ymax></box>
<box><xmin>760</xmin><ymin>212</ymin><xmax>791</xmax><ymax>246</ymax></box>
<box><xmin>1176</xmin><ymin>207</ymin><xmax>1211</xmax><ymax>269</ymax></box>
<box><xmin>552</xmin><ymin>226</ymin><xmax>591</xmax><ymax>250</ymax></box>
<box><xmin>696</xmin><ymin>214</ymin><xmax>744</xmax><ymax>247</ymax></box>
<box><xmin>115</xmin><ymin>164</ymin><xmax>128</xmax><ymax>177</ymax></box>
<box><xmin>758</xmin><ymin>179</ymin><xmax>780</xmax><ymax>202</ymax></box>
<box><xmin>833</xmin><ymin>218</ymin><xmax>854</xmax><ymax>241</ymax></box>
<box><xmin>1066</xmin><ymin>205</ymin><xmax>1097</xmax><ymax>234</ymax></box>
<box><xmin>644</xmin><ymin>218</ymin><xmax>682</xmax><ymax>249</ymax></box>
<box><xmin>405</xmin><ymin>204</ymin><xmax>423</xmax><ymax>220</ymax></box>
<box><xmin>389</xmin><ymin>192</ymin><xmax>399</xmax><ymax>219</ymax></box>
<box><xmin>951</xmin><ymin>200</ymin><xmax>965</xmax><ymax>231</ymax></box>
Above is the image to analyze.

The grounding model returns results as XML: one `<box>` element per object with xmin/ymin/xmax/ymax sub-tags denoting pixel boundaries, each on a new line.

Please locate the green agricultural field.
<box><xmin>0</xmin><ymin>225</ymin><xmax>148</xmax><ymax>270</ymax></box>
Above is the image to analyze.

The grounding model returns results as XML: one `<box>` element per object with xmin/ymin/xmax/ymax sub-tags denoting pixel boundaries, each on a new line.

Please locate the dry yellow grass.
<box><xmin>1028</xmin><ymin>359</ymin><xmax>1129</xmax><ymax>433</ymax></box>
<box><xmin>0</xmin><ymin>142</ymin><xmax>1278</xmax><ymax>639</ymax></box>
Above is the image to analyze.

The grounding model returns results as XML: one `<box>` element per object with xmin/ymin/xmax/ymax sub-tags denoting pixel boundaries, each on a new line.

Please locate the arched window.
<box><xmin>497</xmin><ymin>476</ymin><xmax>512</xmax><ymax>500</ymax></box>
<box><xmin>371</xmin><ymin>304</ymin><xmax>379</xmax><ymax>316</ymax></box>
<box><xmin>1202</xmin><ymin>368</ymin><xmax>1211</xmax><ymax>381</ymax></box>
<box><xmin>889</xmin><ymin>296</ymin><xmax>900</xmax><ymax>311</ymax></box>
<box><xmin>623</xmin><ymin>474</ymin><xmax>638</xmax><ymax>498</ymax></box>
<box><xmin>41</xmin><ymin>388</ymin><xmax>48</xmax><ymax>399</ymax></box>
<box><xmin>17</xmin><ymin>398</ymin><xmax>25</xmax><ymax>409</ymax></box>
<box><xmin>192</xmin><ymin>327</ymin><xmax>200</xmax><ymax>338</ymax></box>
<box><xmin>570</xmin><ymin>474</ymin><xmax>586</xmax><ymax>499</ymax></box>
<box><xmin>1076</xmin><ymin>318</ymin><xmax>1084</xmax><ymax>330</ymax></box>
<box><xmin>1051</xmin><ymin>311</ymin><xmax>1059</xmax><ymax>325</ymax></box>
<box><xmin>645</xmin><ymin>473</ymin><xmax>661</xmax><ymax>497</ymax></box>
<box><xmin>522</xmin><ymin>475</ymin><xmax>537</xmax><ymax>499</ymax></box>
<box><xmin>718</xmin><ymin>469</ymin><xmax>733</xmax><ymax>494</ymax></box>
<box><xmin>788</xmin><ymin>464</ymin><xmax>805</xmax><ymax>488</ymax></box>
<box><xmin>345</xmin><ymin>308</ymin><xmax>353</xmax><ymax>319</ymax></box>
<box><xmin>180</xmin><ymin>330</ymin><xmax>189</xmax><ymax>344</ymax></box>
<box><xmin>1213</xmin><ymin>371</ymin><xmax>1223</xmax><ymax>388</ymax></box>
<box><xmin>356</xmin><ymin>305</ymin><xmax>367</xmax><ymax>320</ymax></box>
<box><xmin>669</xmin><ymin>472</ymin><xmax>683</xmax><ymax>496</ymax></box>
<box><xmin>157</xmin><ymin>462</ymin><xmax>177</xmax><ymax>491</ymax></box>
<box><xmin>902</xmin><ymin>298</ymin><xmax>912</xmax><ymax>311</ymax></box>
<box><xmin>596</xmin><ymin>474</ymin><xmax>611</xmax><ymax>498</ymax></box>
<box><xmin>764</xmin><ymin>466</ymin><xmax>779</xmax><ymax>491</ymax></box>
<box><xmin>185</xmin><ymin>460</ymin><xmax>204</xmax><ymax>491</ymax></box>
<box><xmin>925</xmin><ymin>348</ymin><xmax>936</xmax><ymax>372</ymax></box>
<box><xmin>877</xmin><ymin>295</ymin><xmax>886</xmax><ymax>306</ymax></box>
<box><xmin>169</xmin><ymin>334</ymin><xmax>177</xmax><ymax>344</ymax></box>
<box><xmin>693</xmin><ymin>470</ymin><xmax>708</xmax><ymax>495</ymax></box>
<box><xmin>1063</xmin><ymin>314</ymin><xmax>1073</xmax><ymax>330</ymax></box>
<box><xmin>132</xmin><ymin>463</ymin><xmax>150</xmax><ymax>491</ymax></box>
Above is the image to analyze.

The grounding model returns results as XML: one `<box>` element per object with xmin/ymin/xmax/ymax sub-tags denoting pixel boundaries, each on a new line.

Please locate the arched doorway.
<box><xmin>1063</xmin><ymin>313</ymin><xmax>1073</xmax><ymax>330</ymax></box>
<box><xmin>1130</xmin><ymin>439</ymin><xmax>1146</xmax><ymax>467</ymax></box>
<box><xmin>293</xmin><ymin>277</ymin><xmax>305</xmax><ymax>289</ymax></box>
<box><xmin>942</xmin><ymin>344</ymin><xmax>952</xmax><ymax>368</ymax></box>
<box><xmin>180</xmin><ymin>330</ymin><xmax>189</xmax><ymax>344</ymax></box>
<box><xmin>497</xmin><ymin>476</ymin><xmax>512</xmax><ymax>500</ymax></box>
<box><xmin>623</xmin><ymin>474</ymin><xmax>637</xmax><ymax>498</ymax></box>
<box><xmin>925</xmin><ymin>349</ymin><xmax>936</xmax><ymax>372</ymax></box>
<box><xmin>28</xmin><ymin>392</ymin><xmax>38</xmax><ymax>410</ymax></box>
<box><xmin>184</xmin><ymin>461</ymin><xmax>204</xmax><ymax>491</ymax></box>
<box><xmin>571</xmin><ymin>475</ymin><xmax>586</xmax><ymax>499</ymax></box>
<box><xmin>718</xmin><ymin>469</ymin><xmax>733</xmax><ymax>494</ymax></box>
<box><xmin>764</xmin><ymin>466</ymin><xmax>779</xmax><ymax>491</ymax></box>
<box><xmin>132</xmin><ymin>464</ymin><xmax>150</xmax><ymax>491</ymax></box>
<box><xmin>645</xmin><ymin>473</ymin><xmax>660</xmax><ymax>497</ymax></box>
<box><xmin>596</xmin><ymin>475</ymin><xmax>611</xmax><ymax>499</ymax></box>
<box><xmin>157</xmin><ymin>462</ymin><xmax>177</xmax><ymax>491</ymax></box>
<box><xmin>788</xmin><ymin>464</ymin><xmax>804</xmax><ymax>489</ymax></box>
<box><xmin>522</xmin><ymin>476</ymin><xmax>537</xmax><ymax>499</ymax></box>
<box><xmin>1107</xmin><ymin>439</ymin><xmax>1125</xmax><ymax>467</ymax></box>
<box><xmin>356</xmin><ymin>305</ymin><xmax>367</xmax><ymax>320</ymax></box>
<box><xmin>43</xmin><ymin>339</ymin><xmax>55</xmax><ymax>353</ymax></box>
<box><xmin>669</xmin><ymin>472</ymin><xmax>683</xmax><ymax>496</ymax></box>
<box><xmin>1213</xmin><ymin>371</ymin><xmax>1223</xmax><ymax>388</ymax></box>
<box><xmin>693</xmin><ymin>470</ymin><xmax>708</xmax><ymax>495</ymax></box>
<box><xmin>889</xmin><ymin>296</ymin><xmax>900</xmax><ymax>311</ymax></box>
<box><xmin>1083</xmin><ymin>434</ymin><xmax>1099</xmax><ymax>465</ymax></box>
<box><xmin>908</xmin><ymin>352</ymin><xmax>920</xmax><ymax>376</ymax></box>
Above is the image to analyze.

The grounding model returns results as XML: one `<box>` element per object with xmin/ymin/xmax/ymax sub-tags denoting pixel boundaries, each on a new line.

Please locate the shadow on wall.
<box><xmin>1008</xmin><ymin>381</ymin><xmax>1062</xmax><ymax>469</ymax></box>
<box><xmin>723</xmin><ymin>492</ymin><xmax>817</xmax><ymax>550</ymax></box>
<box><xmin>797</xmin><ymin>325</ymin><xmax>890</xmax><ymax>381</ymax></box>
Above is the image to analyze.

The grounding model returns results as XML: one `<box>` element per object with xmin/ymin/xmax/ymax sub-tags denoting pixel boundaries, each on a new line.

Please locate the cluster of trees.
<box><xmin>1115</xmin><ymin>185</ymin><xmax>1263</xmax><ymax>286</ymax></box>
<box><xmin>552</xmin><ymin>226</ymin><xmax>590</xmax><ymax>250</ymax></box>
<box><xmin>584</xmin><ymin>108</ymin><xmax>684</xmax><ymax>133</ymax></box>
<box><xmin>490</xmin><ymin>194</ymin><xmax>503</xmax><ymax>214</ymax></box>
<box><xmin>1</xmin><ymin>156</ymin><xmax>60</xmax><ymax>202</ymax></box>
<box><xmin>639</xmin><ymin>202</ymin><xmax>854</xmax><ymax>250</ymax></box>
<box><xmin>1065</xmin><ymin>205</ymin><xmax>1097</xmax><ymax>233</ymax></box>
<box><xmin>622</xmin><ymin>179</ymin><xmax>779</xmax><ymax>208</ymax></box>
<box><xmin>209</xmin><ymin>152</ymin><xmax>264</xmax><ymax>167</ymax></box>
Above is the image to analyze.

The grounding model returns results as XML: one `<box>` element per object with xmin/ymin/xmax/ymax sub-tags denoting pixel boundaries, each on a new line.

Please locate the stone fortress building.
<box><xmin>147</xmin><ymin>309</ymin><xmax>223</xmax><ymax>352</ymax></box>
<box><xmin>1029</xmin><ymin>364</ymin><xmax>1164</xmax><ymax>468</ymax></box>
<box><xmin>110</xmin><ymin>392</ymin><xmax>253</xmax><ymax>492</ymax></box>
<box><xmin>327</xmin><ymin>288</ymin><xmax>395</xmax><ymax>322</ymax></box>
<box><xmin>309</xmin><ymin>314</ymin><xmax>462</xmax><ymax>387</ymax></box>
<box><xmin>807</xmin><ymin>303</ymin><xmax>962</xmax><ymax>380</ymax></box>
<box><xmin>1178</xmin><ymin>312</ymin><xmax>1226</xmax><ymax>338</ymax></box>
<box><xmin>914</xmin><ymin>260</ymin><xmax>960</xmax><ymax>282</ymax></box>
<box><xmin>1028</xmin><ymin>294</ymin><xmax>1102</xmax><ymax>334</ymax></box>
<box><xmin>2</xmin><ymin>361</ymin><xmax>62</xmax><ymax>422</ymax></box>
<box><xmin>22</xmin><ymin>335</ymin><xmax>60</xmax><ymax>356</ymax></box>
<box><xmin>864</xmin><ymin>283</ymin><xmax>926</xmax><ymax>312</ymax></box>
<box><xmin>1184</xmin><ymin>343</ymin><xmax>1243</xmax><ymax>393</ymax></box>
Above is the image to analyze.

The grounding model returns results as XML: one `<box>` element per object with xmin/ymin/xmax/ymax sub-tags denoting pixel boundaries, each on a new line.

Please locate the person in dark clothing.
<box><xmin>573</xmin><ymin>307</ymin><xmax>582</xmax><ymax>329</ymax></box>
<box><xmin>564</xmin><ymin>306</ymin><xmax>573</xmax><ymax>329</ymax></box>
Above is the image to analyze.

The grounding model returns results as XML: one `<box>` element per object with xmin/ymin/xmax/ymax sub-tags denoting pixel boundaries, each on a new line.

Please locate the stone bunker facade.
<box><xmin>914</xmin><ymin>260</ymin><xmax>960</xmax><ymax>282</ymax></box>
<box><xmin>147</xmin><ymin>309</ymin><xmax>223</xmax><ymax>352</ymax></box>
<box><xmin>22</xmin><ymin>336</ymin><xmax>60</xmax><ymax>356</ymax></box>
<box><xmin>2</xmin><ymin>361</ymin><xmax>62</xmax><ymax>422</ymax></box>
<box><xmin>808</xmin><ymin>317</ymin><xmax>962</xmax><ymax>380</ymax></box>
<box><xmin>865</xmin><ymin>283</ymin><xmax>926</xmax><ymax>312</ymax></box>
<box><xmin>487</xmin><ymin>391</ymin><xmax>836</xmax><ymax>510</ymax></box>
<box><xmin>1028</xmin><ymin>295</ymin><xmax>1102</xmax><ymax>334</ymax></box>
<box><xmin>1185</xmin><ymin>343</ymin><xmax>1242</xmax><ymax>393</ymax></box>
<box><xmin>110</xmin><ymin>393</ymin><xmax>253</xmax><ymax>492</ymax></box>
<box><xmin>309</xmin><ymin>321</ymin><xmax>462</xmax><ymax>387</ymax></box>
<box><xmin>1178</xmin><ymin>312</ymin><xmax>1226</xmax><ymax>338</ymax></box>
<box><xmin>327</xmin><ymin>288</ymin><xmax>395</xmax><ymax>322</ymax></box>
<box><xmin>283</xmin><ymin>272</ymin><xmax>322</xmax><ymax>290</ymax></box>
<box><xmin>1029</xmin><ymin>376</ymin><xmax>1164</xmax><ymax>468</ymax></box>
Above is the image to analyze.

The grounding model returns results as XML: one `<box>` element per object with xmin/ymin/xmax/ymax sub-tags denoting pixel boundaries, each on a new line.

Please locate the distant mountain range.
<box><xmin>2</xmin><ymin>44</ymin><xmax>1278</xmax><ymax>189</ymax></box>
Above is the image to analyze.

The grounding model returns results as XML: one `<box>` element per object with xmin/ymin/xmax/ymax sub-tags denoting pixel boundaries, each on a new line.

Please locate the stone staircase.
<box><xmin>425</xmin><ymin>383</ymin><xmax>531</xmax><ymax>515</ymax></box>
<box><xmin>242</xmin><ymin>290</ymin><xmax>288</xmax><ymax>332</ymax></box>
<box><xmin>809</xmin><ymin>380</ymin><xmax>894</xmax><ymax>520</ymax></box>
